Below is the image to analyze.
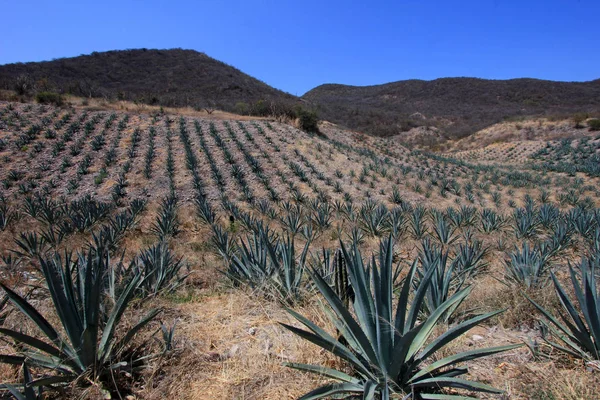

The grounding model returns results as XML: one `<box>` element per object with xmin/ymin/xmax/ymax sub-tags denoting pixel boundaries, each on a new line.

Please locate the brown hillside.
<box><xmin>303</xmin><ymin>77</ymin><xmax>600</xmax><ymax>139</ymax></box>
<box><xmin>0</xmin><ymin>48</ymin><xmax>297</xmax><ymax>110</ymax></box>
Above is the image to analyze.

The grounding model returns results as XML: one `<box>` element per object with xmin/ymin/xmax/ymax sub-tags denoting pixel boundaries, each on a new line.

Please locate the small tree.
<box><xmin>572</xmin><ymin>113</ymin><xmax>588</xmax><ymax>129</ymax></box>
<box><xmin>13</xmin><ymin>74</ymin><xmax>34</xmax><ymax>95</ymax></box>
<box><xmin>588</xmin><ymin>118</ymin><xmax>600</xmax><ymax>131</ymax></box>
<box><xmin>234</xmin><ymin>102</ymin><xmax>249</xmax><ymax>115</ymax></box>
<box><xmin>203</xmin><ymin>100</ymin><xmax>216</xmax><ymax>114</ymax></box>
<box><xmin>296</xmin><ymin>107</ymin><xmax>319</xmax><ymax>133</ymax></box>
<box><xmin>35</xmin><ymin>91</ymin><xmax>64</xmax><ymax>106</ymax></box>
<box><xmin>251</xmin><ymin>100</ymin><xmax>269</xmax><ymax>116</ymax></box>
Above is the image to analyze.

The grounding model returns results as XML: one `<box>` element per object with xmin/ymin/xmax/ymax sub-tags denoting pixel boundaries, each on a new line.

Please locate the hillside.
<box><xmin>0</xmin><ymin>100</ymin><xmax>600</xmax><ymax>398</ymax></box>
<box><xmin>3</xmin><ymin>49</ymin><xmax>600</xmax><ymax>144</ymax></box>
<box><xmin>303</xmin><ymin>77</ymin><xmax>600</xmax><ymax>139</ymax></box>
<box><xmin>0</xmin><ymin>48</ymin><xmax>297</xmax><ymax>110</ymax></box>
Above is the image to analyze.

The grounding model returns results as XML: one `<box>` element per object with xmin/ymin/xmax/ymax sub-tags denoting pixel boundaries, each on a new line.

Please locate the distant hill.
<box><xmin>0</xmin><ymin>48</ymin><xmax>297</xmax><ymax>110</ymax></box>
<box><xmin>2</xmin><ymin>49</ymin><xmax>599</xmax><ymax>141</ymax></box>
<box><xmin>303</xmin><ymin>78</ymin><xmax>600</xmax><ymax>139</ymax></box>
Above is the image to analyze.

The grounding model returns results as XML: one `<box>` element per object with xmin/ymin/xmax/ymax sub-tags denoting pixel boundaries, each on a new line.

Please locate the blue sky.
<box><xmin>1</xmin><ymin>0</ymin><xmax>598</xmax><ymax>95</ymax></box>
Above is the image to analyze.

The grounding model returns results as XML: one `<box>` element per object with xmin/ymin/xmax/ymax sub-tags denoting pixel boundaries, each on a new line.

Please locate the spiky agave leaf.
<box><xmin>281</xmin><ymin>235</ymin><xmax>520</xmax><ymax>399</ymax></box>
<box><xmin>136</xmin><ymin>242</ymin><xmax>189</xmax><ymax>296</ymax></box>
<box><xmin>527</xmin><ymin>256</ymin><xmax>600</xmax><ymax>361</ymax></box>
<box><xmin>0</xmin><ymin>249</ymin><xmax>160</xmax><ymax>388</ymax></box>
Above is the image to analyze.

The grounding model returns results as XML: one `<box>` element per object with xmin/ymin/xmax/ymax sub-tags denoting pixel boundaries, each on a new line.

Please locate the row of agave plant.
<box><xmin>207</xmin><ymin>121</ymin><xmax>256</xmax><ymax>202</ymax></box>
<box><xmin>208</xmin><ymin>205</ymin><xmax>600</xmax><ymax>399</ymax></box>
<box><xmin>2</xmin><ymin>111</ymin><xmax>128</xmax><ymax>200</ymax></box>
<box><xmin>531</xmin><ymin>136</ymin><xmax>600</xmax><ymax>178</ymax></box>
<box><xmin>0</xmin><ymin>193</ymin><xmax>188</xmax><ymax>398</ymax></box>
<box><xmin>225</xmin><ymin>121</ymin><xmax>282</xmax><ymax>202</ymax></box>
<box><xmin>322</xmin><ymin>127</ymin><xmax>596</xmax><ymax>207</ymax></box>
<box><xmin>187</xmin><ymin>168</ymin><xmax>600</xmax><ymax>399</ymax></box>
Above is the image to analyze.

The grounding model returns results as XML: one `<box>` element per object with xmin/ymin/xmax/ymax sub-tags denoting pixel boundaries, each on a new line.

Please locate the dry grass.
<box><xmin>66</xmin><ymin>96</ymin><xmax>268</xmax><ymax>122</ymax></box>
<box><xmin>139</xmin><ymin>291</ymin><xmax>331</xmax><ymax>400</ymax></box>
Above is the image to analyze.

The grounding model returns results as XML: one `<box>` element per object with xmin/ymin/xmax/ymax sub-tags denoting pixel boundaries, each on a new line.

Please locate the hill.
<box><xmin>1</xmin><ymin>100</ymin><xmax>600</xmax><ymax>398</ymax></box>
<box><xmin>2</xmin><ymin>49</ymin><xmax>600</xmax><ymax>143</ymax></box>
<box><xmin>303</xmin><ymin>77</ymin><xmax>600</xmax><ymax>139</ymax></box>
<box><xmin>0</xmin><ymin>48</ymin><xmax>297</xmax><ymax>111</ymax></box>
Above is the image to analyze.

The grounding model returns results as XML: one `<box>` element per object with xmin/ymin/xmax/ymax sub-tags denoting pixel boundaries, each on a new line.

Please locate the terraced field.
<box><xmin>0</xmin><ymin>101</ymin><xmax>599</xmax><ymax>399</ymax></box>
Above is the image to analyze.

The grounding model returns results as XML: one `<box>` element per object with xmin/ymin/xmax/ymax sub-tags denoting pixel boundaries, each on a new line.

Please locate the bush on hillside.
<box><xmin>35</xmin><ymin>91</ymin><xmax>64</xmax><ymax>106</ymax></box>
<box><xmin>588</xmin><ymin>118</ymin><xmax>600</xmax><ymax>131</ymax></box>
<box><xmin>296</xmin><ymin>108</ymin><xmax>319</xmax><ymax>133</ymax></box>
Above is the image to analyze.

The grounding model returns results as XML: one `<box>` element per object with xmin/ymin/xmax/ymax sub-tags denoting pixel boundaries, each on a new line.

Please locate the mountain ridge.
<box><xmin>303</xmin><ymin>76</ymin><xmax>600</xmax><ymax>139</ymax></box>
<box><xmin>1</xmin><ymin>48</ymin><xmax>599</xmax><ymax>140</ymax></box>
<box><xmin>0</xmin><ymin>48</ymin><xmax>297</xmax><ymax>111</ymax></box>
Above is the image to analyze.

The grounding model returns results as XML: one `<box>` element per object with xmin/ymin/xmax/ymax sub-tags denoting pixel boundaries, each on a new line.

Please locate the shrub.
<box><xmin>296</xmin><ymin>108</ymin><xmax>319</xmax><ymax>133</ymax></box>
<box><xmin>13</xmin><ymin>74</ymin><xmax>33</xmax><ymax>95</ymax></box>
<box><xmin>35</xmin><ymin>91</ymin><xmax>64</xmax><ymax>106</ymax></box>
<box><xmin>234</xmin><ymin>102</ymin><xmax>249</xmax><ymax>115</ymax></box>
<box><xmin>588</xmin><ymin>118</ymin><xmax>600</xmax><ymax>131</ymax></box>
<box><xmin>251</xmin><ymin>100</ymin><xmax>269</xmax><ymax>116</ymax></box>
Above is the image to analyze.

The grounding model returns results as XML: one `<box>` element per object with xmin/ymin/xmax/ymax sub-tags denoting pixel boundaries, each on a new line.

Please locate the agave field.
<box><xmin>0</xmin><ymin>101</ymin><xmax>599</xmax><ymax>399</ymax></box>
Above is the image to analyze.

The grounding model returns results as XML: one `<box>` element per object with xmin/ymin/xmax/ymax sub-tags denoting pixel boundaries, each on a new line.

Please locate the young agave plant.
<box><xmin>0</xmin><ymin>250</ymin><xmax>160</xmax><ymax>390</ymax></box>
<box><xmin>503</xmin><ymin>242</ymin><xmax>550</xmax><ymax>289</ymax></box>
<box><xmin>418</xmin><ymin>241</ymin><xmax>462</xmax><ymax>315</ymax></box>
<box><xmin>136</xmin><ymin>242</ymin><xmax>189</xmax><ymax>297</ymax></box>
<box><xmin>359</xmin><ymin>203</ymin><xmax>390</xmax><ymax>237</ymax></box>
<box><xmin>479</xmin><ymin>208</ymin><xmax>504</xmax><ymax>233</ymax></box>
<box><xmin>528</xmin><ymin>256</ymin><xmax>600</xmax><ymax>362</ymax></box>
<box><xmin>12</xmin><ymin>232</ymin><xmax>48</xmax><ymax>259</ymax></box>
<box><xmin>409</xmin><ymin>206</ymin><xmax>428</xmax><ymax>239</ymax></box>
<box><xmin>0</xmin><ymin>203</ymin><xmax>17</xmax><ymax>231</ymax></box>
<box><xmin>267</xmin><ymin>234</ymin><xmax>311</xmax><ymax>302</ymax></box>
<box><xmin>431</xmin><ymin>211</ymin><xmax>458</xmax><ymax>246</ymax></box>
<box><xmin>227</xmin><ymin>231</ymin><xmax>271</xmax><ymax>287</ymax></box>
<box><xmin>150</xmin><ymin>196</ymin><xmax>179</xmax><ymax>239</ymax></box>
<box><xmin>281</xmin><ymin>236</ymin><xmax>520</xmax><ymax>399</ymax></box>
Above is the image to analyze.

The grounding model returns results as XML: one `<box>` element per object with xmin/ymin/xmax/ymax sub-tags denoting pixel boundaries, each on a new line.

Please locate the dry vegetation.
<box><xmin>0</xmin><ymin>100</ymin><xmax>599</xmax><ymax>399</ymax></box>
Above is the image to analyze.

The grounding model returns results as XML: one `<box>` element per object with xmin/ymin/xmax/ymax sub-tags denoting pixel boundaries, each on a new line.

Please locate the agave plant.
<box><xmin>135</xmin><ymin>242</ymin><xmax>189</xmax><ymax>296</ymax></box>
<box><xmin>538</xmin><ymin>203</ymin><xmax>561</xmax><ymax>230</ymax></box>
<box><xmin>359</xmin><ymin>203</ymin><xmax>390</xmax><ymax>237</ymax></box>
<box><xmin>453</xmin><ymin>240</ymin><xmax>488</xmax><ymax>278</ymax></box>
<box><xmin>267</xmin><ymin>234</ymin><xmax>311</xmax><ymax>302</ymax></box>
<box><xmin>479</xmin><ymin>208</ymin><xmax>504</xmax><ymax>233</ymax></box>
<box><xmin>566</xmin><ymin>207</ymin><xmax>595</xmax><ymax>239</ymax></box>
<box><xmin>389</xmin><ymin>185</ymin><xmax>403</xmax><ymax>205</ymax></box>
<box><xmin>282</xmin><ymin>236</ymin><xmax>519</xmax><ymax>399</ymax></box>
<box><xmin>431</xmin><ymin>211</ymin><xmax>458</xmax><ymax>246</ymax></box>
<box><xmin>211</xmin><ymin>223</ymin><xmax>235</xmax><ymax>262</ymax></box>
<box><xmin>150</xmin><ymin>196</ymin><xmax>179</xmax><ymax>239</ymax></box>
<box><xmin>64</xmin><ymin>195</ymin><xmax>112</xmax><ymax>232</ymax></box>
<box><xmin>409</xmin><ymin>206</ymin><xmax>428</xmax><ymax>239</ymax></box>
<box><xmin>528</xmin><ymin>256</ymin><xmax>600</xmax><ymax>361</ymax></box>
<box><xmin>12</xmin><ymin>232</ymin><xmax>48</xmax><ymax>259</ymax></box>
<box><xmin>0</xmin><ymin>250</ymin><xmax>160</xmax><ymax>391</ymax></box>
<box><xmin>310</xmin><ymin>202</ymin><xmax>333</xmax><ymax>231</ymax></box>
<box><xmin>195</xmin><ymin>197</ymin><xmax>215</xmax><ymax>225</ymax></box>
<box><xmin>503</xmin><ymin>242</ymin><xmax>550</xmax><ymax>288</ymax></box>
<box><xmin>0</xmin><ymin>202</ymin><xmax>17</xmax><ymax>231</ymax></box>
<box><xmin>227</xmin><ymin>231</ymin><xmax>271</xmax><ymax>287</ymax></box>
<box><xmin>513</xmin><ymin>207</ymin><xmax>540</xmax><ymax>239</ymax></box>
<box><xmin>416</xmin><ymin>239</ymin><xmax>468</xmax><ymax>323</ymax></box>
<box><xmin>280</xmin><ymin>205</ymin><xmax>305</xmax><ymax>235</ymax></box>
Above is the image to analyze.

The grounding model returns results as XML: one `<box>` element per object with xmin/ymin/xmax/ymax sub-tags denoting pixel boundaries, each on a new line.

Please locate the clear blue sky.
<box><xmin>1</xmin><ymin>0</ymin><xmax>598</xmax><ymax>95</ymax></box>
